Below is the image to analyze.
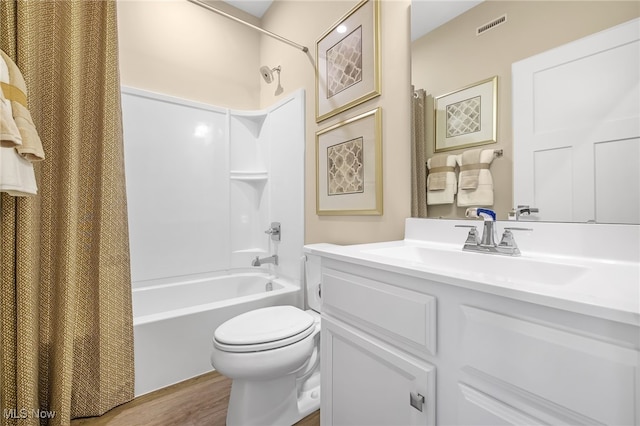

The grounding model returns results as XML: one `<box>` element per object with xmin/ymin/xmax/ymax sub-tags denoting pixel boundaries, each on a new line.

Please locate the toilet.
<box><xmin>210</xmin><ymin>255</ymin><xmax>322</xmax><ymax>426</ymax></box>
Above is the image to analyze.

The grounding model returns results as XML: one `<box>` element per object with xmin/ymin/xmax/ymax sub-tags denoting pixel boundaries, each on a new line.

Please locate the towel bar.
<box><xmin>425</xmin><ymin>149</ymin><xmax>503</xmax><ymax>167</ymax></box>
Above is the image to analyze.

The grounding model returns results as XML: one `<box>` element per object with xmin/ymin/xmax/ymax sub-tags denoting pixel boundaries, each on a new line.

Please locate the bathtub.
<box><xmin>132</xmin><ymin>270</ymin><xmax>300</xmax><ymax>396</ymax></box>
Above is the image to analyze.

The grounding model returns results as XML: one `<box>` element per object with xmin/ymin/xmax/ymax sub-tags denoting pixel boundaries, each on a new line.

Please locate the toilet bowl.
<box><xmin>210</xmin><ymin>255</ymin><xmax>322</xmax><ymax>426</ymax></box>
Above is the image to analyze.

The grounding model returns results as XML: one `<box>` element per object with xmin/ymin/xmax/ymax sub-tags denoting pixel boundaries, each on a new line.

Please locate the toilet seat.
<box><xmin>214</xmin><ymin>306</ymin><xmax>315</xmax><ymax>353</ymax></box>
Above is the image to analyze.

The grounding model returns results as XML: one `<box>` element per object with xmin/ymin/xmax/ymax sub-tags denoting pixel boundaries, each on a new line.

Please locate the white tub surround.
<box><xmin>122</xmin><ymin>87</ymin><xmax>305</xmax><ymax>288</ymax></box>
<box><xmin>307</xmin><ymin>218</ymin><xmax>639</xmax><ymax>425</ymax></box>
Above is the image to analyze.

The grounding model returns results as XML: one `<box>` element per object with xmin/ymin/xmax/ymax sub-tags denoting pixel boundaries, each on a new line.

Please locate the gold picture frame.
<box><xmin>316</xmin><ymin>108</ymin><xmax>382</xmax><ymax>215</ymax></box>
<box><xmin>315</xmin><ymin>0</ymin><xmax>381</xmax><ymax>122</ymax></box>
<box><xmin>434</xmin><ymin>76</ymin><xmax>498</xmax><ymax>152</ymax></box>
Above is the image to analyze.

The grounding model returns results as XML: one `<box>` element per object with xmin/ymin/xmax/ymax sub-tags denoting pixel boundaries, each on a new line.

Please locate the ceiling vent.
<box><xmin>477</xmin><ymin>14</ymin><xmax>507</xmax><ymax>36</ymax></box>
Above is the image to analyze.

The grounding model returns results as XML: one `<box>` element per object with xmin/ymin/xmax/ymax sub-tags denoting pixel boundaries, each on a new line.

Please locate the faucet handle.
<box><xmin>264</xmin><ymin>222</ymin><xmax>281</xmax><ymax>241</ymax></box>
<box><xmin>498</xmin><ymin>230</ymin><xmax>519</xmax><ymax>255</ymax></box>
<box><xmin>455</xmin><ymin>224</ymin><xmax>480</xmax><ymax>246</ymax></box>
<box><xmin>498</xmin><ymin>227</ymin><xmax>532</xmax><ymax>255</ymax></box>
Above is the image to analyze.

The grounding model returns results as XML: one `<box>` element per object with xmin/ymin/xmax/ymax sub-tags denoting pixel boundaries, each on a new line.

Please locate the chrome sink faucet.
<box><xmin>510</xmin><ymin>205</ymin><xmax>539</xmax><ymax>221</ymax></box>
<box><xmin>251</xmin><ymin>254</ymin><xmax>278</xmax><ymax>267</ymax></box>
<box><xmin>456</xmin><ymin>208</ymin><xmax>532</xmax><ymax>256</ymax></box>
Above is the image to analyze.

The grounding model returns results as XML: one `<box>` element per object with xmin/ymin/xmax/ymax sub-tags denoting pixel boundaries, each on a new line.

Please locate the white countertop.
<box><xmin>305</xmin><ymin>218</ymin><xmax>640</xmax><ymax>327</ymax></box>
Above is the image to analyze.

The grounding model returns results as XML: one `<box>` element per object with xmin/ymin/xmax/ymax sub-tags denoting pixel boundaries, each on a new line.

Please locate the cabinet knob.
<box><xmin>409</xmin><ymin>392</ymin><xmax>425</xmax><ymax>412</ymax></box>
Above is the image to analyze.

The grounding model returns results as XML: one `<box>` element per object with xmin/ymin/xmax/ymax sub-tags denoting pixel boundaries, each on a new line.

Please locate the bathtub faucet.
<box><xmin>251</xmin><ymin>254</ymin><xmax>278</xmax><ymax>267</ymax></box>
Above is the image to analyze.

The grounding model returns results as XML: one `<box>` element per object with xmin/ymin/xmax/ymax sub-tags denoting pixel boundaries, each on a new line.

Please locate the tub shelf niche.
<box><xmin>230</xmin><ymin>112</ymin><xmax>267</xmax><ymax>139</ymax></box>
<box><xmin>230</xmin><ymin>170</ymin><xmax>269</xmax><ymax>268</ymax></box>
<box><xmin>229</xmin><ymin>110</ymin><xmax>270</xmax><ymax>269</ymax></box>
<box><xmin>229</xmin><ymin>112</ymin><xmax>269</xmax><ymax>173</ymax></box>
<box><xmin>230</xmin><ymin>170</ymin><xmax>268</xmax><ymax>182</ymax></box>
<box><xmin>230</xmin><ymin>171</ymin><xmax>267</xmax><ymax>205</ymax></box>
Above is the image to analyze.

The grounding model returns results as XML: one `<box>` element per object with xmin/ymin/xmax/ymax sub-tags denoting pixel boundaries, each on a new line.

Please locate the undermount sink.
<box><xmin>364</xmin><ymin>245</ymin><xmax>589</xmax><ymax>286</ymax></box>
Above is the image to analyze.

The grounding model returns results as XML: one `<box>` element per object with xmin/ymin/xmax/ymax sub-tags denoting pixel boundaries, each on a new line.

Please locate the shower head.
<box><xmin>260</xmin><ymin>65</ymin><xmax>281</xmax><ymax>84</ymax></box>
<box><xmin>260</xmin><ymin>66</ymin><xmax>273</xmax><ymax>83</ymax></box>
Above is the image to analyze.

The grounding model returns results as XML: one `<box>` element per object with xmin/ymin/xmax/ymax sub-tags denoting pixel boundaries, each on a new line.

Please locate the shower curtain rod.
<box><xmin>186</xmin><ymin>0</ymin><xmax>309</xmax><ymax>53</ymax></box>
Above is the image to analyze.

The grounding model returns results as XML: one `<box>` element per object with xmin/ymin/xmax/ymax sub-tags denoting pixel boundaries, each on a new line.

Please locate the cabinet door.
<box><xmin>321</xmin><ymin>316</ymin><xmax>435</xmax><ymax>426</ymax></box>
<box><xmin>457</xmin><ymin>305</ymin><xmax>639</xmax><ymax>425</ymax></box>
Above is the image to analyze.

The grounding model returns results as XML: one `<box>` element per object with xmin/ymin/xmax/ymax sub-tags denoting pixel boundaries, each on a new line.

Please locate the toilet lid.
<box><xmin>214</xmin><ymin>306</ymin><xmax>315</xmax><ymax>352</ymax></box>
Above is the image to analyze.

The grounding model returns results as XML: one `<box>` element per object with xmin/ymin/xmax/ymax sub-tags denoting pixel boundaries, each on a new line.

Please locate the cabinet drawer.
<box><xmin>322</xmin><ymin>269</ymin><xmax>437</xmax><ymax>355</ymax></box>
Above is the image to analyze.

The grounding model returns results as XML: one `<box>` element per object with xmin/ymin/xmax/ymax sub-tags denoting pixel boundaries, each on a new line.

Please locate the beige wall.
<box><xmin>118</xmin><ymin>0</ymin><xmax>413</xmax><ymax>246</ymax></box>
<box><xmin>117</xmin><ymin>0</ymin><xmax>262</xmax><ymax>109</ymax></box>
<box><xmin>262</xmin><ymin>0</ymin><xmax>412</xmax><ymax>244</ymax></box>
<box><xmin>412</xmin><ymin>1</ymin><xmax>640</xmax><ymax>220</ymax></box>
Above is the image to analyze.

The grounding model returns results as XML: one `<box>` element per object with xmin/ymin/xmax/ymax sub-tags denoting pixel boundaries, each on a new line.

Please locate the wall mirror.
<box><xmin>411</xmin><ymin>0</ymin><xmax>640</xmax><ymax>224</ymax></box>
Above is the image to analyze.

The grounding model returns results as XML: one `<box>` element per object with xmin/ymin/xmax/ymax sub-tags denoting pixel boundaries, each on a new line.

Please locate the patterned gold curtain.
<box><xmin>411</xmin><ymin>87</ymin><xmax>428</xmax><ymax>217</ymax></box>
<box><xmin>0</xmin><ymin>1</ymin><xmax>134</xmax><ymax>424</ymax></box>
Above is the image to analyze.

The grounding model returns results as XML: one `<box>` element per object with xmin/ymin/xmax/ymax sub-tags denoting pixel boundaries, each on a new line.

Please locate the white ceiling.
<box><xmin>223</xmin><ymin>0</ymin><xmax>272</xmax><ymax>18</ymax></box>
<box><xmin>222</xmin><ymin>0</ymin><xmax>483</xmax><ymax>41</ymax></box>
<box><xmin>411</xmin><ymin>1</ymin><xmax>483</xmax><ymax>41</ymax></box>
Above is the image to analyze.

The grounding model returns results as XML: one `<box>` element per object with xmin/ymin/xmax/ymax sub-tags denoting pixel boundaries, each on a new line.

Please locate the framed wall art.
<box><xmin>315</xmin><ymin>0</ymin><xmax>381</xmax><ymax>122</ymax></box>
<box><xmin>316</xmin><ymin>108</ymin><xmax>382</xmax><ymax>215</ymax></box>
<box><xmin>434</xmin><ymin>76</ymin><xmax>498</xmax><ymax>152</ymax></box>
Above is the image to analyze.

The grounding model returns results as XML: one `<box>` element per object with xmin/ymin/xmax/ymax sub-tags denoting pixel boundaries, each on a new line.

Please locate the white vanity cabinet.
<box><xmin>320</xmin><ymin>268</ymin><xmax>437</xmax><ymax>425</ymax></box>
<box><xmin>318</xmin><ymin>257</ymin><xmax>640</xmax><ymax>426</ymax></box>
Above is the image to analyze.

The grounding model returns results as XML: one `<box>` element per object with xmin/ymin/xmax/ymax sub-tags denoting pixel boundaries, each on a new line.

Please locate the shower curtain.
<box><xmin>411</xmin><ymin>87</ymin><xmax>428</xmax><ymax>217</ymax></box>
<box><xmin>0</xmin><ymin>1</ymin><xmax>134</xmax><ymax>425</ymax></box>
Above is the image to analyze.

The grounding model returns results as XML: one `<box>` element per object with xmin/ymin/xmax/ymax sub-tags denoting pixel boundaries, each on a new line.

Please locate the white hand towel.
<box><xmin>0</xmin><ymin>145</ymin><xmax>38</xmax><ymax>196</ymax></box>
<box><xmin>458</xmin><ymin>149</ymin><xmax>482</xmax><ymax>190</ymax></box>
<box><xmin>0</xmin><ymin>52</ymin><xmax>22</xmax><ymax>148</ymax></box>
<box><xmin>456</xmin><ymin>148</ymin><xmax>494</xmax><ymax>207</ymax></box>
<box><xmin>0</xmin><ymin>52</ymin><xmax>37</xmax><ymax>196</ymax></box>
<box><xmin>427</xmin><ymin>154</ymin><xmax>457</xmax><ymax>205</ymax></box>
<box><xmin>427</xmin><ymin>154</ymin><xmax>450</xmax><ymax>190</ymax></box>
<box><xmin>0</xmin><ymin>49</ymin><xmax>45</xmax><ymax>161</ymax></box>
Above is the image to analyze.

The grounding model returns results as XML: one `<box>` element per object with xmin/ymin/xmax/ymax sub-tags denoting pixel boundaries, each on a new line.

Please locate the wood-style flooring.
<box><xmin>70</xmin><ymin>371</ymin><xmax>320</xmax><ymax>426</ymax></box>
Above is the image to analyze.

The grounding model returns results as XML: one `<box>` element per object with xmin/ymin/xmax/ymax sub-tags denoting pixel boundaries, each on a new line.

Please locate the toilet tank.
<box><xmin>304</xmin><ymin>253</ymin><xmax>322</xmax><ymax>313</ymax></box>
